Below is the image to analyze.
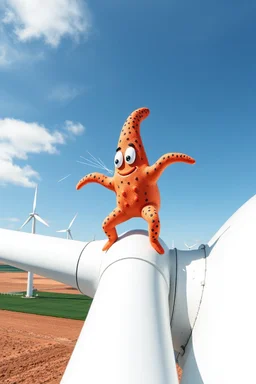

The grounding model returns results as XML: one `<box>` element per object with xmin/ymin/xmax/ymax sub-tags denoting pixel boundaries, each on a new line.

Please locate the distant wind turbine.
<box><xmin>57</xmin><ymin>213</ymin><xmax>78</xmax><ymax>240</ymax></box>
<box><xmin>184</xmin><ymin>240</ymin><xmax>200</xmax><ymax>250</ymax></box>
<box><xmin>19</xmin><ymin>185</ymin><xmax>49</xmax><ymax>298</ymax></box>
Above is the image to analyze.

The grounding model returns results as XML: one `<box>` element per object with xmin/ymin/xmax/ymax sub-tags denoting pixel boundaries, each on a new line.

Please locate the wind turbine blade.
<box><xmin>33</xmin><ymin>185</ymin><xmax>38</xmax><ymax>213</ymax></box>
<box><xmin>80</xmin><ymin>156</ymin><xmax>102</xmax><ymax>167</ymax></box>
<box><xmin>34</xmin><ymin>214</ymin><xmax>49</xmax><ymax>227</ymax></box>
<box><xmin>68</xmin><ymin>213</ymin><xmax>78</xmax><ymax>229</ymax></box>
<box><xmin>56</xmin><ymin>229</ymin><xmax>67</xmax><ymax>233</ymax></box>
<box><xmin>76</xmin><ymin>161</ymin><xmax>104</xmax><ymax>170</ymax></box>
<box><xmin>97</xmin><ymin>157</ymin><xmax>109</xmax><ymax>168</ymax></box>
<box><xmin>19</xmin><ymin>216</ymin><xmax>32</xmax><ymax>230</ymax></box>
<box><xmin>86</xmin><ymin>150</ymin><xmax>100</xmax><ymax>164</ymax></box>
<box><xmin>69</xmin><ymin>231</ymin><xmax>73</xmax><ymax>240</ymax></box>
<box><xmin>184</xmin><ymin>242</ymin><xmax>189</xmax><ymax>248</ymax></box>
<box><xmin>58</xmin><ymin>174</ymin><xmax>71</xmax><ymax>183</ymax></box>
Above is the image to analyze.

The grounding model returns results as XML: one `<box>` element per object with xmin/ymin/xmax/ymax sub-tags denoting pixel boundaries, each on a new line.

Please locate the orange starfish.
<box><xmin>76</xmin><ymin>107</ymin><xmax>196</xmax><ymax>254</ymax></box>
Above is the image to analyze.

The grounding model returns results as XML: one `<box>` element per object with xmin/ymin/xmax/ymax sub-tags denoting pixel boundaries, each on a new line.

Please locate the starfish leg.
<box><xmin>76</xmin><ymin>172</ymin><xmax>114</xmax><ymax>191</ymax></box>
<box><xmin>146</xmin><ymin>153</ymin><xmax>195</xmax><ymax>182</ymax></box>
<box><xmin>141</xmin><ymin>205</ymin><xmax>164</xmax><ymax>254</ymax></box>
<box><xmin>102</xmin><ymin>208</ymin><xmax>129</xmax><ymax>252</ymax></box>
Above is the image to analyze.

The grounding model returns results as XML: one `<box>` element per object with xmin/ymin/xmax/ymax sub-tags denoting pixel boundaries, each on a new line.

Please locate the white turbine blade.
<box><xmin>190</xmin><ymin>243</ymin><xmax>197</xmax><ymax>248</ymax></box>
<box><xmin>87</xmin><ymin>152</ymin><xmax>108</xmax><ymax>167</ymax></box>
<box><xmin>79</xmin><ymin>151</ymin><xmax>113</xmax><ymax>174</ymax></box>
<box><xmin>76</xmin><ymin>161</ymin><xmax>104</xmax><ymax>170</ymax></box>
<box><xmin>97</xmin><ymin>159</ymin><xmax>113</xmax><ymax>174</ymax></box>
<box><xmin>84</xmin><ymin>156</ymin><xmax>113</xmax><ymax>174</ymax></box>
<box><xmin>69</xmin><ymin>231</ymin><xmax>73</xmax><ymax>240</ymax></box>
<box><xmin>80</xmin><ymin>156</ymin><xmax>102</xmax><ymax>167</ymax></box>
<box><xmin>34</xmin><ymin>214</ymin><xmax>49</xmax><ymax>227</ymax></box>
<box><xmin>87</xmin><ymin>150</ymin><xmax>101</xmax><ymax>164</ymax></box>
<box><xmin>68</xmin><ymin>213</ymin><xmax>78</xmax><ymax>229</ymax></box>
<box><xmin>80</xmin><ymin>157</ymin><xmax>108</xmax><ymax>171</ymax></box>
<box><xmin>98</xmin><ymin>161</ymin><xmax>113</xmax><ymax>175</ymax></box>
<box><xmin>33</xmin><ymin>185</ymin><xmax>38</xmax><ymax>213</ymax></box>
<box><xmin>97</xmin><ymin>157</ymin><xmax>108</xmax><ymax>168</ymax></box>
<box><xmin>56</xmin><ymin>229</ymin><xmax>67</xmax><ymax>233</ymax></box>
<box><xmin>58</xmin><ymin>174</ymin><xmax>71</xmax><ymax>183</ymax></box>
<box><xmin>184</xmin><ymin>242</ymin><xmax>189</xmax><ymax>248</ymax></box>
<box><xmin>19</xmin><ymin>216</ymin><xmax>32</xmax><ymax>230</ymax></box>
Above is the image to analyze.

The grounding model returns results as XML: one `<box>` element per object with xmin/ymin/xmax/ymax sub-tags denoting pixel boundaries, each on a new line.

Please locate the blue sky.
<box><xmin>0</xmin><ymin>0</ymin><xmax>256</xmax><ymax>249</ymax></box>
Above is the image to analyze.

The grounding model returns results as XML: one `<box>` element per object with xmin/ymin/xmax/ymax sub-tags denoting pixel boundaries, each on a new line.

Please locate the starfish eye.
<box><xmin>125</xmin><ymin>147</ymin><xmax>136</xmax><ymax>165</ymax></box>
<box><xmin>114</xmin><ymin>151</ymin><xmax>123</xmax><ymax>168</ymax></box>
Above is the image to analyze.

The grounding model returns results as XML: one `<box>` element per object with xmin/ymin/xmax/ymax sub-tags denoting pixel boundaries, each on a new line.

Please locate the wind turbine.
<box><xmin>1</xmin><ymin>195</ymin><xmax>256</xmax><ymax>383</ymax></box>
<box><xmin>57</xmin><ymin>213</ymin><xmax>78</xmax><ymax>240</ymax></box>
<box><xmin>19</xmin><ymin>184</ymin><xmax>49</xmax><ymax>298</ymax></box>
<box><xmin>184</xmin><ymin>240</ymin><xmax>199</xmax><ymax>250</ymax></box>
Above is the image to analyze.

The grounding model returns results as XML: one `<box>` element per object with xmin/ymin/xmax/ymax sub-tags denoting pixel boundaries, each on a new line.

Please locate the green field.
<box><xmin>0</xmin><ymin>264</ymin><xmax>25</xmax><ymax>272</ymax></box>
<box><xmin>0</xmin><ymin>291</ymin><xmax>93</xmax><ymax>320</ymax></box>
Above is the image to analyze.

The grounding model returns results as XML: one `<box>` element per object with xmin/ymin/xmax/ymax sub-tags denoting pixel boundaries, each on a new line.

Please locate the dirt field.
<box><xmin>0</xmin><ymin>270</ymin><xmax>182</xmax><ymax>382</ymax></box>
<box><xmin>0</xmin><ymin>272</ymin><xmax>80</xmax><ymax>295</ymax></box>
<box><xmin>0</xmin><ymin>310</ymin><xmax>84</xmax><ymax>383</ymax></box>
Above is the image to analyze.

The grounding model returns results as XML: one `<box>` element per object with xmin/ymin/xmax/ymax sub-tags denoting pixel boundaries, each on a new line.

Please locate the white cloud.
<box><xmin>48</xmin><ymin>84</ymin><xmax>84</xmax><ymax>103</ymax></box>
<box><xmin>0</xmin><ymin>29</ymin><xmax>45</xmax><ymax>68</ymax></box>
<box><xmin>64</xmin><ymin>120</ymin><xmax>85</xmax><ymax>136</ymax></box>
<box><xmin>0</xmin><ymin>217</ymin><xmax>20</xmax><ymax>222</ymax></box>
<box><xmin>2</xmin><ymin>0</ymin><xmax>92</xmax><ymax>48</ymax></box>
<box><xmin>0</xmin><ymin>118</ymin><xmax>83</xmax><ymax>188</ymax></box>
<box><xmin>0</xmin><ymin>44</ymin><xmax>12</xmax><ymax>66</ymax></box>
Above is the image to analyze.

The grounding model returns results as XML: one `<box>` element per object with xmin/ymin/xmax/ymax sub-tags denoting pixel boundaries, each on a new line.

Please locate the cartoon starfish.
<box><xmin>76</xmin><ymin>108</ymin><xmax>195</xmax><ymax>254</ymax></box>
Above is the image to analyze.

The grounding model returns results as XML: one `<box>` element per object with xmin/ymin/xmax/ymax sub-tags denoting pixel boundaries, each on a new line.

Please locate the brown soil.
<box><xmin>0</xmin><ymin>310</ymin><xmax>182</xmax><ymax>383</ymax></box>
<box><xmin>0</xmin><ymin>270</ymin><xmax>182</xmax><ymax>382</ymax></box>
<box><xmin>0</xmin><ymin>310</ymin><xmax>84</xmax><ymax>384</ymax></box>
<box><xmin>0</xmin><ymin>272</ymin><xmax>80</xmax><ymax>295</ymax></box>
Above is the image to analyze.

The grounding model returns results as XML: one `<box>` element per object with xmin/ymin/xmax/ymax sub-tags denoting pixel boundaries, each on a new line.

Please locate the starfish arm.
<box><xmin>76</xmin><ymin>172</ymin><xmax>115</xmax><ymax>191</ymax></box>
<box><xmin>145</xmin><ymin>152</ymin><xmax>196</xmax><ymax>182</ymax></box>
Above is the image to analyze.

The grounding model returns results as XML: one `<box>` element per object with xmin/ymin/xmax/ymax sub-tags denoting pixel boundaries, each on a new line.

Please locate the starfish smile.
<box><xmin>118</xmin><ymin>167</ymin><xmax>137</xmax><ymax>176</ymax></box>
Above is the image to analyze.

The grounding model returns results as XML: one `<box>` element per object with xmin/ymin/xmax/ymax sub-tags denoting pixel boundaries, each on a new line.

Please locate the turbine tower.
<box><xmin>57</xmin><ymin>213</ymin><xmax>78</xmax><ymax>240</ymax></box>
<box><xmin>19</xmin><ymin>184</ymin><xmax>49</xmax><ymax>298</ymax></box>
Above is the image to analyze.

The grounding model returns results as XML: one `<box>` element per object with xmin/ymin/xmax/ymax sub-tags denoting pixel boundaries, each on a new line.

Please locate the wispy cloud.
<box><xmin>2</xmin><ymin>0</ymin><xmax>92</xmax><ymax>48</ymax></box>
<box><xmin>0</xmin><ymin>217</ymin><xmax>20</xmax><ymax>222</ymax></box>
<box><xmin>64</xmin><ymin>120</ymin><xmax>85</xmax><ymax>136</ymax></box>
<box><xmin>48</xmin><ymin>84</ymin><xmax>85</xmax><ymax>103</ymax></box>
<box><xmin>0</xmin><ymin>27</ymin><xmax>45</xmax><ymax>69</ymax></box>
<box><xmin>0</xmin><ymin>118</ymin><xmax>85</xmax><ymax>188</ymax></box>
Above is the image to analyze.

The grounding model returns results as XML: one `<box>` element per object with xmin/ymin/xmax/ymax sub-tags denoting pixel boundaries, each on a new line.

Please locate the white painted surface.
<box><xmin>62</xmin><ymin>235</ymin><xmax>178</xmax><ymax>384</ymax></box>
<box><xmin>76</xmin><ymin>238</ymin><xmax>106</xmax><ymax>297</ymax></box>
<box><xmin>179</xmin><ymin>195</ymin><xmax>256</xmax><ymax>384</ymax></box>
<box><xmin>26</xmin><ymin>214</ymin><xmax>36</xmax><ymax>298</ymax></box>
<box><xmin>1</xmin><ymin>194</ymin><xmax>256</xmax><ymax>383</ymax></box>
<box><xmin>0</xmin><ymin>229</ymin><xmax>88</xmax><ymax>290</ymax></box>
<box><xmin>170</xmin><ymin>248</ymin><xmax>206</xmax><ymax>354</ymax></box>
